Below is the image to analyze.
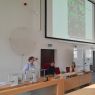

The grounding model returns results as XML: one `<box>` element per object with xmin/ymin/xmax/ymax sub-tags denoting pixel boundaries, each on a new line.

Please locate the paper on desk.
<box><xmin>0</xmin><ymin>82</ymin><xmax>8</xmax><ymax>86</ymax></box>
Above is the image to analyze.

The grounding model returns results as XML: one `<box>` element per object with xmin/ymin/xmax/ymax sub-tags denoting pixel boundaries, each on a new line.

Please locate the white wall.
<box><xmin>0</xmin><ymin>0</ymin><xmax>73</xmax><ymax>81</ymax></box>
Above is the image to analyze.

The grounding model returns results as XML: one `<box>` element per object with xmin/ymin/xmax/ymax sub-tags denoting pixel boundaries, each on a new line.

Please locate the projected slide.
<box><xmin>46</xmin><ymin>0</ymin><xmax>94</xmax><ymax>43</ymax></box>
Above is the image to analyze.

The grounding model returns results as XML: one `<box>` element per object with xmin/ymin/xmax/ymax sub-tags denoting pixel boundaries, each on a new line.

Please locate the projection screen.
<box><xmin>45</xmin><ymin>0</ymin><xmax>95</xmax><ymax>44</ymax></box>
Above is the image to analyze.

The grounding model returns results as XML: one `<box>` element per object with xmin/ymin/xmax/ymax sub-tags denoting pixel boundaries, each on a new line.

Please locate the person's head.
<box><xmin>28</xmin><ymin>56</ymin><xmax>35</xmax><ymax>64</ymax></box>
<box><xmin>50</xmin><ymin>62</ymin><xmax>55</xmax><ymax>67</ymax></box>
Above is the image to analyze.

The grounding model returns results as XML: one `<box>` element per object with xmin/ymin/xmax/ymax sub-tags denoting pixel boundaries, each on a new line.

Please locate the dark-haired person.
<box><xmin>47</xmin><ymin>62</ymin><xmax>60</xmax><ymax>76</ymax></box>
<box><xmin>23</xmin><ymin>56</ymin><xmax>38</xmax><ymax>82</ymax></box>
<box><xmin>47</xmin><ymin>62</ymin><xmax>55</xmax><ymax>75</ymax></box>
<box><xmin>23</xmin><ymin>56</ymin><xmax>35</xmax><ymax>73</ymax></box>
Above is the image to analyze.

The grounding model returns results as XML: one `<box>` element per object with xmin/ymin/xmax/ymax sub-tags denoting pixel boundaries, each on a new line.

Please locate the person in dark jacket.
<box><xmin>47</xmin><ymin>62</ymin><xmax>55</xmax><ymax>75</ymax></box>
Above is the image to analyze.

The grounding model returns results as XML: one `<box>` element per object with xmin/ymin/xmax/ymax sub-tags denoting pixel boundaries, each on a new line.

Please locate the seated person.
<box><xmin>41</xmin><ymin>62</ymin><xmax>60</xmax><ymax>76</ymax></box>
<box><xmin>47</xmin><ymin>62</ymin><xmax>55</xmax><ymax>75</ymax></box>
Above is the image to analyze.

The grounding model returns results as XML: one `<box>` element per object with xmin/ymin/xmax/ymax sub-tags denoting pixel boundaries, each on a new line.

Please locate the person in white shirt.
<box><xmin>23</xmin><ymin>56</ymin><xmax>36</xmax><ymax>74</ymax></box>
<box><xmin>23</xmin><ymin>56</ymin><xmax>39</xmax><ymax>82</ymax></box>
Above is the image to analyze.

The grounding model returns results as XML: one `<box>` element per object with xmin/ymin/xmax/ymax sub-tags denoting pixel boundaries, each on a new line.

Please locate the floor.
<box><xmin>65</xmin><ymin>72</ymin><xmax>95</xmax><ymax>95</ymax></box>
<box><xmin>65</xmin><ymin>84</ymin><xmax>95</xmax><ymax>95</ymax></box>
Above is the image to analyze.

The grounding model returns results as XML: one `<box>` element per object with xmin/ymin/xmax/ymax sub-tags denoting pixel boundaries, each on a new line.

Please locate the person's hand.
<box><xmin>34</xmin><ymin>57</ymin><xmax>38</xmax><ymax>61</ymax></box>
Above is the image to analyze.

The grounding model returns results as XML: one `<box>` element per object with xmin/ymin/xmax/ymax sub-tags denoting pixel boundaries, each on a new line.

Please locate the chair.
<box><xmin>55</xmin><ymin>67</ymin><xmax>60</xmax><ymax>74</ymax></box>
<box><xmin>42</xmin><ymin>63</ymin><xmax>50</xmax><ymax>69</ymax></box>
<box><xmin>41</xmin><ymin>63</ymin><xmax>50</xmax><ymax>76</ymax></box>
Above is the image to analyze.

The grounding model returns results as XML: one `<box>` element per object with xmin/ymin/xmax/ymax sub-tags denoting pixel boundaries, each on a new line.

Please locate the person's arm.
<box><xmin>23</xmin><ymin>64</ymin><xmax>29</xmax><ymax>74</ymax></box>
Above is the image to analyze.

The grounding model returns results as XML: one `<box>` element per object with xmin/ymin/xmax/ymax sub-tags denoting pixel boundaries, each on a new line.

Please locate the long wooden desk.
<box><xmin>0</xmin><ymin>77</ymin><xmax>64</xmax><ymax>95</ymax></box>
<box><xmin>65</xmin><ymin>84</ymin><xmax>95</xmax><ymax>95</ymax></box>
<box><xmin>64</xmin><ymin>72</ymin><xmax>91</xmax><ymax>92</ymax></box>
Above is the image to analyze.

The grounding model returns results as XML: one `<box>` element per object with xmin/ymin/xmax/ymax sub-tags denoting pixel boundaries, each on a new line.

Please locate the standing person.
<box><xmin>23</xmin><ymin>56</ymin><xmax>35</xmax><ymax>74</ymax></box>
<box><xmin>23</xmin><ymin>56</ymin><xmax>38</xmax><ymax>82</ymax></box>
